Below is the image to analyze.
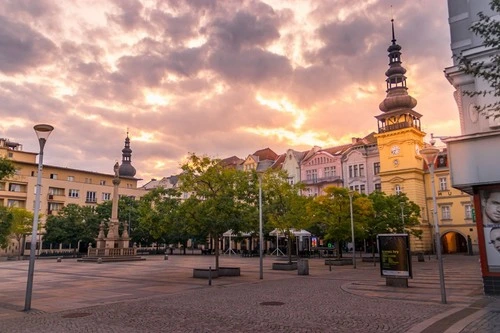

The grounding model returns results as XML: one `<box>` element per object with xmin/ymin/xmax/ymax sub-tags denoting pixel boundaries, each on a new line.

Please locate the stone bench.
<box><xmin>324</xmin><ymin>258</ymin><xmax>352</xmax><ymax>266</ymax></box>
<box><xmin>272</xmin><ymin>262</ymin><xmax>297</xmax><ymax>270</ymax></box>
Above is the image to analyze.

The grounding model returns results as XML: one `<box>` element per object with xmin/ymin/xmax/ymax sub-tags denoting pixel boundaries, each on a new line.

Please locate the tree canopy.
<box><xmin>0</xmin><ymin>157</ymin><xmax>16</xmax><ymax>181</ymax></box>
<box><xmin>179</xmin><ymin>153</ymin><xmax>257</xmax><ymax>268</ymax></box>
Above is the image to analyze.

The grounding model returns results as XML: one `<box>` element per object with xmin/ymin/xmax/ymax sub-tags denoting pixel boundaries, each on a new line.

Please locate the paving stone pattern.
<box><xmin>0</xmin><ymin>254</ymin><xmax>499</xmax><ymax>332</ymax></box>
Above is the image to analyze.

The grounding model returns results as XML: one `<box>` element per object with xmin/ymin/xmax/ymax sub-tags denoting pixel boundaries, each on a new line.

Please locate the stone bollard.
<box><xmin>57</xmin><ymin>257</ymin><xmax>62</xmax><ymax>262</ymax></box>
<box><xmin>298</xmin><ymin>259</ymin><xmax>309</xmax><ymax>275</ymax></box>
<box><xmin>164</xmin><ymin>255</ymin><xmax>168</xmax><ymax>260</ymax></box>
<box><xmin>97</xmin><ymin>257</ymin><xmax>103</xmax><ymax>264</ymax></box>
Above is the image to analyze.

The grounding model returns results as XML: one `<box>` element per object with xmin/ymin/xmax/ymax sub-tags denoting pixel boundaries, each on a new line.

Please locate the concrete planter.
<box><xmin>272</xmin><ymin>262</ymin><xmax>297</xmax><ymax>270</ymax></box>
<box><xmin>193</xmin><ymin>268</ymin><xmax>219</xmax><ymax>279</ymax></box>
<box><xmin>218</xmin><ymin>267</ymin><xmax>241</xmax><ymax>276</ymax></box>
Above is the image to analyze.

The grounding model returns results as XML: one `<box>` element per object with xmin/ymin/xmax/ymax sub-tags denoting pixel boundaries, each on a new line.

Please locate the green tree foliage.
<box><xmin>262</xmin><ymin>170</ymin><xmax>312</xmax><ymax>263</ymax></box>
<box><xmin>44</xmin><ymin>204</ymin><xmax>100</xmax><ymax>250</ymax></box>
<box><xmin>137</xmin><ymin>187</ymin><xmax>185</xmax><ymax>250</ymax></box>
<box><xmin>365</xmin><ymin>192</ymin><xmax>422</xmax><ymax>260</ymax></box>
<box><xmin>367</xmin><ymin>192</ymin><xmax>421</xmax><ymax>237</ymax></box>
<box><xmin>459</xmin><ymin>0</ymin><xmax>500</xmax><ymax>117</ymax></box>
<box><xmin>0</xmin><ymin>157</ymin><xmax>16</xmax><ymax>181</ymax></box>
<box><xmin>309</xmin><ymin>187</ymin><xmax>374</xmax><ymax>258</ymax></box>
<box><xmin>0</xmin><ymin>206</ymin><xmax>13</xmax><ymax>249</ymax></box>
<box><xmin>8</xmin><ymin>207</ymin><xmax>34</xmax><ymax>256</ymax></box>
<box><xmin>179</xmin><ymin>153</ymin><xmax>257</xmax><ymax>269</ymax></box>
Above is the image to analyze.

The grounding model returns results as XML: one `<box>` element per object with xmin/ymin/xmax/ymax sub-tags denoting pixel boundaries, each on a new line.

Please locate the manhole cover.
<box><xmin>260</xmin><ymin>301</ymin><xmax>285</xmax><ymax>306</ymax></box>
<box><xmin>61</xmin><ymin>312</ymin><xmax>92</xmax><ymax>319</ymax></box>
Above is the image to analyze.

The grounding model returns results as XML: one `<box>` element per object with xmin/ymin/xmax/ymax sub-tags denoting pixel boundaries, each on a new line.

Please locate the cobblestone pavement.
<box><xmin>0</xmin><ymin>254</ymin><xmax>499</xmax><ymax>332</ymax></box>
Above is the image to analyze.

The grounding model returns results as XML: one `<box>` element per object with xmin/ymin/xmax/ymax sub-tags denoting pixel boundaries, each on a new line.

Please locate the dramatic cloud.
<box><xmin>0</xmin><ymin>0</ymin><xmax>459</xmax><ymax>185</ymax></box>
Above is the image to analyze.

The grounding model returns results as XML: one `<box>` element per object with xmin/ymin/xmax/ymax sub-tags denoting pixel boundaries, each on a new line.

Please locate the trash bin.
<box><xmin>297</xmin><ymin>259</ymin><xmax>309</xmax><ymax>275</ymax></box>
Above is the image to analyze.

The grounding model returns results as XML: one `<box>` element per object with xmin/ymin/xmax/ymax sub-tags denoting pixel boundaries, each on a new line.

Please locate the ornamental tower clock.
<box><xmin>374</xmin><ymin>19</ymin><xmax>430</xmax><ymax>252</ymax></box>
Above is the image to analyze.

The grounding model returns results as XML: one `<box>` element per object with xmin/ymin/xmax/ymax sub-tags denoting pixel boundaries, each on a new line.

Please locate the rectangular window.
<box><xmin>375</xmin><ymin>183</ymin><xmax>382</xmax><ymax>191</ymax></box>
<box><xmin>9</xmin><ymin>184</ymin><xmax>21</xmax><ymax>192</ymax></box>
<box><xmin>360</xmin><ymin>184</ymin><xmax>366</xmax><ymax>194</ymax></box>
<box><xmin>100</xmin><ymin>180</ymin><xmax>106</xmax><ymax>186</ymax></box>
<box><xmin>49</xmin><ymin>187</ymin><xmax>64</xmax><ymax>196</ymax></box>
<box><xmin>465</xmin><ymin>204</ymin><xmax>472</xmax><ymax>219</ymax></box>
<box><xmin>349</xmin><ymin>166</ymin><xmax>353</xmax><ymax>178</ymax></box>
<box><xmin>68</xmin><ymin>189</ymin><xmax>79</xmax><ymax>198</ymax></box>
<box><xmin>395</xmin><ymin>185</ymin><xmax>402</xmax><ymax>195</ymax></box>
<box><xmin>439</xmin><ymin>177</ymin><xmax>447</xmax><ymax>191</ymax></box>
<box><xmin>67</xmin><ymin>176</ymin><xmax>74</xmax><ymax>182</ymax></box>
<box><xmin>353</xmin><ymin>165</ymin><xmax>358</xmax><ymax>177</ymax></box>
<box><xmin>102</xmin><ymin>193</ymin><xmax>111</xmax><ymax>201</ymax></box>
<box><xmin>324</xmin><ymin>166</ymin><xmax>335</xmax><ymax>178</ymax></box>
<box><xmin>50</xmin><ymin>173</ymin><xmax>57</xmax><ymax>179</ymax></box>
<box><xmin>354</xmin><ymin>185</ymin><xmax>359</xmax><ymax>192</ymax></box>
<box><xmin>359</xmin><ymin>164</ymin><xmax>365</xmax><ymax>177</ymax></box>
<box><xmin>441</xmin><ymin>206</ymin><xmax>451</xmax><ymax>220</ymax></box>
<box><xmin>374</xmin><ymin>162</ymin><xmax>380</xmax><ymax>175</ymax></box>
<box><xmin>306</xmin><ymin>169</ymin><xmax>318</xmax><ymax>182</ymax></box>
<box><xmin>86</xmin><ymin>191</ymin><xmax>97</xmax><ymax>203</ymax></box>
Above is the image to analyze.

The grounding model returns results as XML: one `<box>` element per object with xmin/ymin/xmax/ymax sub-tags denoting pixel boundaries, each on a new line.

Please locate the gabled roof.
<box><xmin>220</xmin><ymin>155</ymin><xmax>244</xmax><ymax>168</ymax></box>
<box><xmin>323</xmin><ymin>143</ymin><xmax>352</xmax><ymax>156</ymax></box>
<box><xmin>271</xmin><ymin>153</ymin><xmax>286</xmax><ymax>170</ymax></box>
<box><xmin>252</xmin><ymin>147</ymin><xmax>278</xmax><ymax>161</ymax></box>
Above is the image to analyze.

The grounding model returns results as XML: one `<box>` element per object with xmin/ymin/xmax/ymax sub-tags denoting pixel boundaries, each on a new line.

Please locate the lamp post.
<box><xmin>420</xmin><ymin>143</ymin><xmax>447</xmax><ymax>304</ymax></box>
<box><xmin>400</xmin><ymin>202</ymin><xmax>405</xmax><ymax>231</ymax></box>
<box><xmin>258</xmin><ymin>173</ymin><xmax>263</xmax><ymax>279</ymax></box>
<box><xmin>25</xmin><ymin>124</ymin><xmax>54</xmax><ymax>311</ymax></box>
<box><xmin>348</xmin><ymin>190</ymin><xmax>356</xmax><ymax>269</ymax></box>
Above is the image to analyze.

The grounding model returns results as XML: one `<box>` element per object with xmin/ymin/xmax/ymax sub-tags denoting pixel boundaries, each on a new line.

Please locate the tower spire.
<box><xmin>378</xmin><ymin>18</ymin><xmax>417</xmax><ymax>113</ymax></box>
<box><xmin>118</xmin><ymin>130</ymin><xmax>137</xmax><ymax>177</ymax></box>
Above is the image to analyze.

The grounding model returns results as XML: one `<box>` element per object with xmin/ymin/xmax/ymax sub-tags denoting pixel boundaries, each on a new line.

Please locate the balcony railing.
<box><xmin>302</xmin><ymin>175</ymin><xmax>342</xmax><ymax>185</ymax></box>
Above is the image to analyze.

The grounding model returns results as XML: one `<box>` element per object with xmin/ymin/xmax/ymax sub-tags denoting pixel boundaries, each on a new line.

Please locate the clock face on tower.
<box><xmin>390</xmin><ymin>145</ymin><xmax>400</xmax><ymax>155</ymax></box>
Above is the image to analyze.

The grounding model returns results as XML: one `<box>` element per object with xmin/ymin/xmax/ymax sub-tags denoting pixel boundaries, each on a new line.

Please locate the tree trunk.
<box><xmin>287</xmin><ymin>233</ymin><xmax>292</xmax><ymax>264</ymax></box>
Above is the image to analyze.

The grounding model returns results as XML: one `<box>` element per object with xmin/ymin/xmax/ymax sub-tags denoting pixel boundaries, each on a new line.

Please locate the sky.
<box><xmin>0</xmin><ymin>0</ymin><xmax>459</xmax><ymax>185</ymax></box>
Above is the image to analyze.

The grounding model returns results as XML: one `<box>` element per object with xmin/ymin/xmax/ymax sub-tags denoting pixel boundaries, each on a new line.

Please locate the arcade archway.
<box><xmin>441</xmin><ymin>231</ymin><xmax>468</xmax><ymax>254</ymax></box>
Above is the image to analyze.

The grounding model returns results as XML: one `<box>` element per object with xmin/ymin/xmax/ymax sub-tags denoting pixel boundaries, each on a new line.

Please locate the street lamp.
<box><xmin>400</xmin><ymin>202</ymin><xmax>405</xmax><ymax>231</ymax></box>
<box><xmin>348</xmin><ymin>190</ymin><xmax>356</xmax><ymax>269</ymax></box>
<box><xmin>25</xmin><ymin>124</ymin><xmax>54</xmax><ymax>311</ymax></box>
<box><xmin>258</xmin><ymin>172</ymin><xmax>263</xmax><ymax>279</ymax></box>
<box><xmin>420</xmin><ymin>143</ymin><xmax>447</xmax><ymax>304</ymax></box>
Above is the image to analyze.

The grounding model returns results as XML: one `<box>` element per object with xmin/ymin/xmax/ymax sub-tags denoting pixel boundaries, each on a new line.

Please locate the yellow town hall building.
<box><xmin>375</xmin><ymin>21</ymin><xmax>475</xmax><ymax>254</ymax></box>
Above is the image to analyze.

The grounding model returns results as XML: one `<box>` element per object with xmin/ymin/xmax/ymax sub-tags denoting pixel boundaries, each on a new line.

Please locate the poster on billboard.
<box><xmin>480</xmin><ymin>189</ymin><xmax>500</xmax><ymax>273</ymax></box>
<box><xmin>377</xmin><ymin>234</ymin><xmax>412</xmax><ymax>278</ymax></box>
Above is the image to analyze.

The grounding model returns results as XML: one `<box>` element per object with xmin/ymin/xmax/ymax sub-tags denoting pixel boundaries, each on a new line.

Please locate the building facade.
<box><xmin>0</xmin><ymin>136</ymin><xmax>145</xmax><ymax>257</ymax></box>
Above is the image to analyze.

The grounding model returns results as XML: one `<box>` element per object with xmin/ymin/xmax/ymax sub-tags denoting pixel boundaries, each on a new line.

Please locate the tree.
<box><xmin>8</xmin><ymin>207</ymin><xmax>34</xmax><ymax>257</ymax></box>
<box><xmin>459</xmin><ymin>0</ymin><xmax>500</xmax><ymax>118</ymax></box>
<box><xmin>179</xmin><ymin>153</ymin><xmax>257</xmax><ymax>269</ymax></box>
<box><xmin>0</xmin><ymin>157</ymin><xmax>16</xmax><ymax>181</ymax></box>
<box><xmin>44</xmin><ymin>204</ymin><xmax>100</xmax><ymax>253</ymax></box>
<box><xmin>137</xmin><ymin>187</ymin><xmax>185</xmax><ymax>252</ymax></box>
<box><xmin>262</xmin><ymin>170</ymin><xmax>312</xmax><ymax>263</ymax></box>
<box><xmin>366</xmin><ymin>191</ymin><xmax>422</xmax><ymax>259</ymax></box>
<box><xmin>309</xmin><ymin>187</ymin><xmax>374</xmax><ymax>258</ymax></box>
<box><xmin>0</xmin><ymin>206</ymin><xmax>13</xmax><ymax>249</ymax></box>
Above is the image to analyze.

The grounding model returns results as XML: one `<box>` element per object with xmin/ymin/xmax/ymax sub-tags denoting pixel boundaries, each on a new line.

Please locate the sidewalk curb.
<box><xmin>406</xmin><ymin>307</ymin><xmax>465</xmax><ymax>333</ymax></box>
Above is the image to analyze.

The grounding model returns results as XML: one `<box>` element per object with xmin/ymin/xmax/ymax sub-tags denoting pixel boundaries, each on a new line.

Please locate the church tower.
<box><xmin>118</xmin><ymin>131</ymin><xmax>137</xmax><ymax>178</ymax></box>
<box><xmin>374</xmin><ymin>20</ymin><xmax>431</xmax><ymax>252</ymax></box>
